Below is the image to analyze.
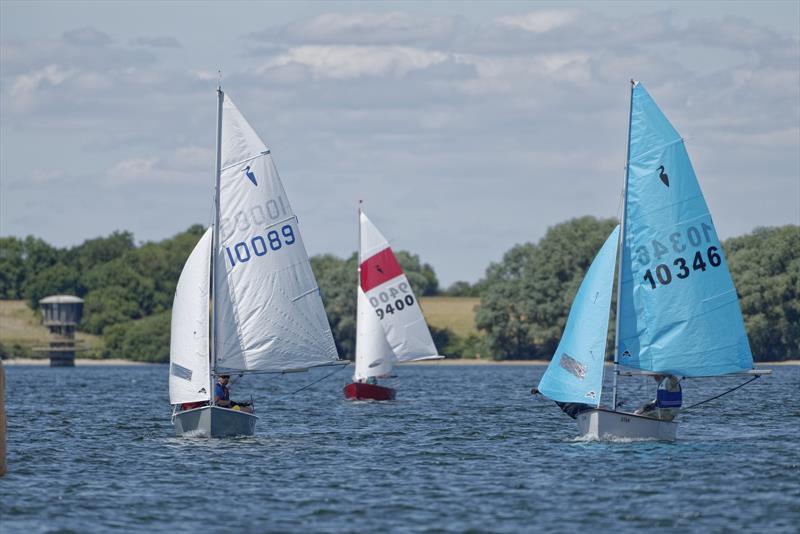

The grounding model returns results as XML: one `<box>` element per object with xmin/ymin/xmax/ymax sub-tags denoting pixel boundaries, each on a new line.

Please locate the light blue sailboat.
<box><xmin>537</xmin><ymin>81</ymin><xmax>769</xmax><ymax>440</ymax></box>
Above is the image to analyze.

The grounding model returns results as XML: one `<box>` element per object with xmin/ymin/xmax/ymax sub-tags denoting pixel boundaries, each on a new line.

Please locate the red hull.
<box><xmin>343</xmin><ymin>382</ymin><xmax>396</xmax><ymax>401</ymax></box>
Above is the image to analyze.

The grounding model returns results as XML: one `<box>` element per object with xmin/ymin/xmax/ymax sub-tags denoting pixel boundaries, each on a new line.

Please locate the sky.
<box><xmin>1</xmin><ymin>1</ymin><xmax>798</xmax><ymax>286</ymax></box>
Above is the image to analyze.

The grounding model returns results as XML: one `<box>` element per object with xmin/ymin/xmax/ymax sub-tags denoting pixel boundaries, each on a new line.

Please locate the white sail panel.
<box><xmin>214</xmin><ymin>93</ymin><xmax>339</xmax><ymax>372</ymax></box>
<box><xmin>354</xmin><ymin>287</ymin><xmax>396</xmax><ymax>380</ymax></box>
<box><xmin>359</xmin><ymin>212</ymin><xmax>439</xmax><ymax>362</ymax></box>
<box><xmin>169</xmin><ymin>228</ymin><xmax>212</xmax><ymax>405</ymax></box>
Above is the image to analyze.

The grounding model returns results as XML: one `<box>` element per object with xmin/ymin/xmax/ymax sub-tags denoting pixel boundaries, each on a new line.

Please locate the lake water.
<box><xmin>1</xmin><ymin>363</ymin><xmax>798</xmax><ymax>533</ymax></box>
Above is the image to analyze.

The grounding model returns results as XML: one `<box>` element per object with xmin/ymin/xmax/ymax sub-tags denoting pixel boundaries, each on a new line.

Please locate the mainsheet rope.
<box><xmin>681</xmin><ymin>375</ymin><xmax>761</xmax><ymax>411</ymax></box>
<box><xmin>290</xmin><ymin>361</ymin><xmax>352</xmax><ymax>395</ymax></box>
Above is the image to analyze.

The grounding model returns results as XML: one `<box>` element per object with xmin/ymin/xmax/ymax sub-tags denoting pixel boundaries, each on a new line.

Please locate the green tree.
<box><xmin>1</xmin><ymin>236</ymin><xmax>61</xmax><ymax>301</ymax></box>
<box><xmin>64</xmin><ymin>231</ymin><xmax>135</xmax><ymax>272</ymax></box>
<box><xmin>0</xmin><ymin>237</ymin><xmax>26</xmax><ymax>298</ymax></box>
<box><xmin>103</xmin><ymin>311</ymin><xmax>172</xmax><ymax>362</ymax></box>
<box><xmin>312</xmin><ymin>253</ymin><xmax>358</xmax><ymax>358</ymax></box>
<box><xmin>476</xmin><ymin>216</ymin><xmax>618</xmax><ymax>359</ymax></box>
<box><xmin>23</xmin><ymin>264</ymin><xmax>82</xmax><ymax>308</ymax></box>
<box><xmin>444</xmin><ymin>279</ymin><xmax>488</xmax><ymax>297</ymax></box>
<box><xmin>725</xmin><ymin>225</ymin><xmax>800</xmax><ymax>361</ymax></box>
<box><xmin>395</xmin><ymin>251</ymin><xmax>439</xmax><ymax>296</ymax></box>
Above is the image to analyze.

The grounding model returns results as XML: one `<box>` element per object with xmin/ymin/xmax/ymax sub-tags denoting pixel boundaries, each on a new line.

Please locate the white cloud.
<box><xmin>1</xmin><ymin>5</ymin><xmax>797</xmax><ymax>284</ymax></box>
<box><xmin>262</xmin><ymin>45</ymin><xmax>449</xmax><ymax>79</ymax></box>
<box><xmin>496</xmin><ymin>9</ymin><xmax>579</xmax><ymax>34</ymax></box>
<box><xmin>7</xmin><ymin>65</ymin><xmax>76</xmax><ymax>112</ymax></box>
<box><xmin>250</xmin><ymin>11</ymin><xmax>458</xmax><ymax>46</ymax></box>
<box><xmin>103</xmin><ymin>147</ymin><xmax>213</xmax><ymax>186</ymax></box>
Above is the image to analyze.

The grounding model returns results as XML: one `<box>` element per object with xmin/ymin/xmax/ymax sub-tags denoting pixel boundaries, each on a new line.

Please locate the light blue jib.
<box><xmin>617</xmin><ymin>82</ymin><xmax>753</xmax><ymax>377</ymax></box>
<box><xmin>538</xmin><ymin>226</ymin><xmax>620</xmax><ymax>406</ymax></box>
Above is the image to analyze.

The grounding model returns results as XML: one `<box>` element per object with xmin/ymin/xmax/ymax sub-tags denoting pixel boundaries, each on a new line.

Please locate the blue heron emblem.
<box><xmin>244</xmin><ymin>165</ymin><xmax>258</xmax><ymax>186</ymax></box>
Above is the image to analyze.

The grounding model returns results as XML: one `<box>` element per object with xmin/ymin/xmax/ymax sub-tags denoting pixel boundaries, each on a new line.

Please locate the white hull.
<box><xmin>577</xmin><ymin>408</ymin><xmax>677</xmax><ymax>441</ymax></box>
<box><xmin>172</xmin><ymin>406</ymin><xmax>257</xmax><ymax>438</ymax></box>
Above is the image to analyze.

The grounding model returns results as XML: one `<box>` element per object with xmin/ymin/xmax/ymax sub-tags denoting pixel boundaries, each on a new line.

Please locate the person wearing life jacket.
<box><xmin>636</xmin><ymin>374</ymin><xmax>682</xmax><ymax>421</ymax></box>
<box><xmin>214</xmin><ymin>375</ymin><xmax>253</xmax><ymax>413</ymax></box>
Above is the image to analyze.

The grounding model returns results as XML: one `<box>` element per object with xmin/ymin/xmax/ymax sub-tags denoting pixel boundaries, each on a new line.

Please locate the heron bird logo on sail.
<box><xmin>658</xmin><ymin>165</ymin><xmax>669</xmax><ymax>187</ymax></box>
<box><xmin>243</xmin><ymin>165</ymin><xmax>258</xmax><ymax>186</ymax></box>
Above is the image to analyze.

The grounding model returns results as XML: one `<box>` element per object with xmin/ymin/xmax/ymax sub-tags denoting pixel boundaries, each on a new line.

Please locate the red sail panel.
<box><xmin>360</xmin><ymin>248</ymin><xmax>404</xmax><ymax>292</ymax></box>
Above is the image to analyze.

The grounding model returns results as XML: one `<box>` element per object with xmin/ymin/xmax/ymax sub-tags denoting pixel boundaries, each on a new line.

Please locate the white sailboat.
<box><xmin>343</xmin><ymin>207</ymin><xmax>443</xmax><ymax>401</ymax></box>
<box><xmin>536</xmin><ymin>80</ymin><xmax>769</xmax><ymax>441</ymax></box>
<box><xmin>170</xmin><ymin>88</ymin><xmax>341</xmax><ymax>437</ymax></box>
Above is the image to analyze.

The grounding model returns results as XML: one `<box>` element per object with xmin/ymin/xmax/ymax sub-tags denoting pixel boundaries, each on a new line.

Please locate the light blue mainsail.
<box><xmin>538</xmin><ymin>226</ymin><xmax>620</xmax><ymax>405</ymax></box>
<box><xmin>617</xmin><ymin>82</ymin><xmax>753</xmax><ymax>377</ymax></box>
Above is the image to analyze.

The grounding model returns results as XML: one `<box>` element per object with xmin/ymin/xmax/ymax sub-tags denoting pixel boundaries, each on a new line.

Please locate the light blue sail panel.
<box><xmin>617</xmin><ymin>82</ymin><xmax>753</xmax><ymax>377</ymax></box>
<box><xmin>538</xmin><ymin>226</ymin><xmax>620</xmax><ymax>405</ymax></box>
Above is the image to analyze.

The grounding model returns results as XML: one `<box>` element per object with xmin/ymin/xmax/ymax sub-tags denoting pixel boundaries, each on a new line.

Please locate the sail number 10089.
<box><xmin>225</xmin><ymin>224</ymin><xmax>296</xmax><ymax>268</ymax></box>
<box><xmin>643</xmin><ymin>246</ymin><xmax>722</xmax><ymax>289</ymax></box>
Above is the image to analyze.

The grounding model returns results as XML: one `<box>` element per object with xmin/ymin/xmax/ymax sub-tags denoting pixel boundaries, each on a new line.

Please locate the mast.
<box><xmin>612</xmin><ymin>79</ymin><xmax>635</xmax><ymax>410</ymax></box>
<box><xmin>356</xmin><ymin>200</ymin><xmax>362</xmax><ymax>372</ymax></box>
<box><xmin>209</xmin><ymin>85</ymin><xmax>224</xmax><ymax>398</ymax></box>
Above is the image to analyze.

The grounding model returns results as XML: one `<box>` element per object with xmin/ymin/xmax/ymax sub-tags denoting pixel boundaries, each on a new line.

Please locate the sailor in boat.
<box><xmin>634</xmin><ymin>375</ymin><xmax>682</xmax><ymax>421</ymax></box>
<box><xmin>214</xmin><ymin>375</ymin><xmax>253</xmax><ymax>413</ymax></box>
<box><xmin>531</xmin><ymin>387</ymin><xmax>593</xmax><ymax>419</ymax></box>
<box><xmin>365</xmin><ymin>376</ymin><xmax>378</xmax><ymax>386</ymax></box>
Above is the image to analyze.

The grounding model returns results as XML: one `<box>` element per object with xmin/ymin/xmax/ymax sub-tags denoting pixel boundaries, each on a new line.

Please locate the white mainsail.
<box><xmin>358</xmin><ymin>211</ymin><xmax>439</xmax><ymax>363</ymax></box>
<box><xmin>169</xmin><ymin>228</ymin><xmax>212</xmax><ymax>405</ymax></box>
<box><xmin>213</xmin><ymin>93</ymin><xmax>339</xmax><ymax>373</ymax></box>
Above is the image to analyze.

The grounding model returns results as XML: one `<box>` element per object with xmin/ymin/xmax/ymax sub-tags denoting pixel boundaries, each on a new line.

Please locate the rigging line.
<box><xmin>289</xmin><ymin>360</ymin><xmax>352</xmax><ymax>395</ymax></box>
<box><xmin>681</xmin><ymin>375</ymin><xmax>760</xmax><ymax>411</ymax></box>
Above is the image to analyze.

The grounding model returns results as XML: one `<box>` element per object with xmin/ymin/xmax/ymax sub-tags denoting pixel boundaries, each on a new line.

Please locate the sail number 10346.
<box><xmin>643</xmin><ymin>246</ymin><xmax>722</xmax><ymax>289</ymax></box>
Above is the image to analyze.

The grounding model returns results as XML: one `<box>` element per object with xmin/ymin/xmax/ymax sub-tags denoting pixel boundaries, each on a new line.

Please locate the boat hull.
<box><xmin>173</xmin><ymin>406</ymin><xmax>257</xmax><ymax>438</ymax></box>
<box><xmin>577</xmin><ymin>408</ymin><xmax>677</xmax><ymax>441</ymax></box>
<box><xmin>343</xmin><ymin>382</ymin><xmax>396</xmax><ymax>401</ymax></box>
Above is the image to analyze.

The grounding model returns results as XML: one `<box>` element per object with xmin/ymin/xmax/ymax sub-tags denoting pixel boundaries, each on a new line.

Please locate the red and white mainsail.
<box><xmin>354</xmin><ymin>211</ymin><xmax>440</xmax><ymax>380</ymax></box>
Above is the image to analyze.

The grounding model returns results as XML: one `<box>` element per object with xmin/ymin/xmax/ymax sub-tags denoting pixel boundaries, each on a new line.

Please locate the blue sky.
<box><xmin>1</xmin><ymin>1</ymin><xmax>798</xmax><ymax>285</ymax></box>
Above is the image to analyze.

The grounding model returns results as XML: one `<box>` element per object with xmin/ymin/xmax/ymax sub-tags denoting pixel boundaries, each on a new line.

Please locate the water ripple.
<box><xmin>0</xmin><ymin>364</ymin><xmax>798</xmax><ymax>533</ymax></box>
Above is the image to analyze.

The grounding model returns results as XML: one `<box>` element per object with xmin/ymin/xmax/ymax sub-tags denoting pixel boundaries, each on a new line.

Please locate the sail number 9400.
<box><xmin>643</xmin><ymin>246</ymin><xmax>722</xmax><ymax>289</ymax></box>
<box><xmin>369</xmin><ymin>282</ymin><xmax>416</xmax><ymax>320</ymax></box>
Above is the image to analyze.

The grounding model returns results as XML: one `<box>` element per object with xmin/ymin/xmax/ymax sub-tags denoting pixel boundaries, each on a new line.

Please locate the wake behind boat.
<box><xmin>535</xmin><ymin>81</ymin><xmax>769</xmax><ymax>441</ymax></box>
<box><xmin>344</xmin><ymin>206</ymin><xmax>442</xmax><ymax>401</ymax></box>
<box><xmin>169</xmin><ymin>88</ymin><xmax>341</xmax><ymax>437</ymax></box>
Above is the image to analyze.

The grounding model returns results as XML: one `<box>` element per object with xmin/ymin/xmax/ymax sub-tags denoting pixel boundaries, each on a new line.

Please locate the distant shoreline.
<box><xmin>411</xmin><ymin>359</ymin><xmax>800</xmax><ymax>366</ymax></box>
<box><xmin>2</xmin><ymin>358</ymin><xmax>797</xmax><ymax>367</ymax></box>
<box><xmin>2</xmin><ymin>358</ymin><xmax>150</xmax><ymax>366</ymax></box>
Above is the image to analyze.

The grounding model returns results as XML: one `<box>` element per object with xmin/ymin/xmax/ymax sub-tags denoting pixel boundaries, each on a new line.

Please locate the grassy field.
<box><xmin>0</xmin><ymin>296</ymin><xmax>479</xmax><ymax>359</ymax></box>
<box><xmin>419</xmin><ymin>296</ymin><xmax>481</xmax><ymax>337</ymax></box>
<box><xmin>0</xmin><ymin>300</ymin><xmax>102</xmax><ymax>357</ymax></box>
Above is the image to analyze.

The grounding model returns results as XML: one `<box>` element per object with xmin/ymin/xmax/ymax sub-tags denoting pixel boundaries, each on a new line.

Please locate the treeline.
<box><xmin>0</xmin><ymin>227</ymin><xmax>205</xmax><ymax>360</ymax></box>
<box><xmin>476</xmin><ymin>218</ymin><xmax>799</xmax><ymax>361</ymax></box>
<box><xmin>1</xmin><ymin>220</ymin><xmax>797</xmax><ymax>362</ymax></box>
<box><xmin>0</xmin><ymin>228</ymin><xmax>446</xmax><ymax>361</ymax></box>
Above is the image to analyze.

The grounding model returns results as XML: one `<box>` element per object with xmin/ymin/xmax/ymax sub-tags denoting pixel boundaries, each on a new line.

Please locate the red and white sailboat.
<box><xmin>344</xmin><ymin>206</ymin><xmax>443</xmax><ymax>401</ymax></box>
